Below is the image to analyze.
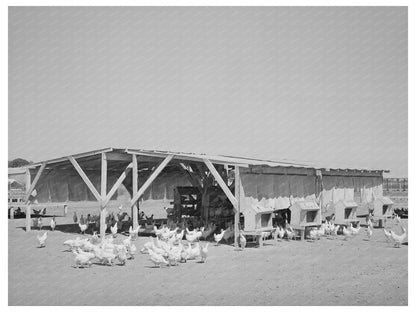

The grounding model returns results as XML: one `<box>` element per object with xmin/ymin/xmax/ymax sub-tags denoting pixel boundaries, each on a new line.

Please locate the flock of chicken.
<box><xmin>35</xmin><ymin>211</ymin><xmax>407</xmax><ymax>269</ymax></box>
<box><xmin>304</xmin><ymin>215</ymin><xmax>407</xmax><ymax>248</ymax></box>
<box><xmin>140</xmin><ymin>226</ymin><xmax>210</xmax><ymax>267</ymax></box>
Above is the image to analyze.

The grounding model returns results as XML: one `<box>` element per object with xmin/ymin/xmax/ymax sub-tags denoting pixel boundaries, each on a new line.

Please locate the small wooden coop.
<box><xmin>290</xmin><ymin>201</ymin><xmax>322</xmax><ymax>227</ymax></box>
<box><xmin>242</xmin><ymin>204</ymin><xmax>274</xmax><ymax>232</ymax></box>
<box><xmin>371</xmin><ymin>196</ymin><xmax>394</xmax><ymax>218</ymax></box>
<box><xmin>334</xmin><ymin>200</ymin><xmax>358</xmax><ymax>225</ymax></box>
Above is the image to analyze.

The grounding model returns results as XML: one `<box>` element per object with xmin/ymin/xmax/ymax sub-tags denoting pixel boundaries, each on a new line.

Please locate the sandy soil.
<box><xmin>8</xmin><ymin>212</ymin><xmax>408</xmax><ymax>306</ymax></box>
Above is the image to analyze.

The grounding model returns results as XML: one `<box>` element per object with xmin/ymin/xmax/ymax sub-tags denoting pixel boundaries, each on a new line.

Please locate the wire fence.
<box><xmin>383</xmin><ymin>178</ymin><xmax>408</xmax><ymax>192</ymax></box>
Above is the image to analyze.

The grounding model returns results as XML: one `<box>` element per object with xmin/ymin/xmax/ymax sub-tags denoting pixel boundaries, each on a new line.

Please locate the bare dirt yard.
<box><xmin>8</xmin><ymin>206</ymin><xmax>407</xmax><ymax>306</ymax></box>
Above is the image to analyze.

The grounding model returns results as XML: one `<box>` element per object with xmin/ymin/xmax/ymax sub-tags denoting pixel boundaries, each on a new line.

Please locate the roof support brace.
<box><xmin>102</xmin><ymin>162</ymin><xmax>133</xmax><ymax>207</ymax></box>
<box><xmin>202</xmin><ymin>158</ymin><xmax>237</xmax><ymax>209</ymax></box>
<box><xmin>68</xmin><ymin>156</ymin><xmax>102</xmax><ymax>202</ymax></box>
<box><xmin>130</xmin><ymin>154</ymin><xmax>174</xmax><ymax>207</ymax></box>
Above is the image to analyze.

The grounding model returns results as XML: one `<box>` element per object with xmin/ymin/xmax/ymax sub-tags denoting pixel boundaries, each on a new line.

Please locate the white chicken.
<box><xmin>50</xmin><ymin>217</ymin><xmax>56</xmax><ymax>231</ymax></box>
<box><xmin>148</xmin><ymin>249</ymin><xmax>169</xmax><ymax>268</ymax></box>
<box><xmin>127</xmin><ymin>243</ymin><xmax>137</xmax><ymax>259</ymax></box>
<box><xmin>199</xmin><ymin>243</ymin><xmax>209</xmax><ymax>263</ymax></box>
<box><xmin>63</xmin><ymin>237</ymin><xmax>84</xmax><ymax>250</ymax></box>
<box><xmin>123</xmin><ymin>235</ymin><xmax>132</xmax><ymax>247</ymax></box>
<box><xmin>189</xmin><ymin>242</ymin><xmax>201</xmax><ymax>260</ymax></box>
<box><xmin>37</xmin><ymin>232</ymin><xmax>48</xmax><ymax>248</ymax></box>
<box><xmin>277</xmin><ymin>226</ymin><xmax>285</xmax><ymax>240</ymax></box>
<box><xmin>110</xmin><ymin>222</ymin><xmax>118</xmax><ymax>237</ymax></box>
<box><xmin>309</xmin><ymin>227</ymin><xmax>319</xmax><ymax>240</ymax></box>
<box><xmin>175</xmin><ymin>229</ymin><xmax>185</xmax><ymax>242</ymax></box>
<box><xmin>330</xmin><ymin>224</ymin><xmax>340</xmax><ymax>236</ymax></box>
<box><xmin>72</xmin><ymin>249</ymin><xmax>95</xmax><ymax>268</ymax></box>
<box><xmin>186</xmin><ymin>232</ymin><xmax>198</xmax><ymax>244</ymax></box>
<box><xmin>349</xmin><ymin>223</ymin><xmax>360</xmax><ymax>236</ymax></box>
<box><xmin>79</xmin><ymin>222</ymin><xmax>88</xmax><ymax>235</ymax></box>
<box><xmin>384</xmin><ymin>228</ymin><xmax>393</xmax><ymax>242</ymax></box>
<box><xmin>214</xmin><ymin>229</ymin><xmax>225</xmax><ymax>245</ymax></box>
<box><xmin>129</xmin><ymin>225</ymin><xmax>141</xmax><ymax>238</ymax></box>
<box><xmin>91</xmin><ymin>231</ymin><xmax>100</xmax><ymax>244</ymax></box>
<box><xmin>342</xmin><ymin>225</ymin><xmax>353</xmax><ymax>239</ymax></box>
<box><xmin>390</xmin><ymin>223</ymin><xmax>407</xmax><ymax>248</ymax></box>
<box><xmin>285</xmin><ymin>228</ymin><xmax>295</xmax><ymax>240</ymax></box>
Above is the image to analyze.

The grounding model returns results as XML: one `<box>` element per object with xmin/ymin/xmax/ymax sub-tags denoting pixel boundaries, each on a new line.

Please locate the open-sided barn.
<box><xmin>17</xmin><ymin>147</ymin><xmax>388</xmax><ymax>244</ymax></box>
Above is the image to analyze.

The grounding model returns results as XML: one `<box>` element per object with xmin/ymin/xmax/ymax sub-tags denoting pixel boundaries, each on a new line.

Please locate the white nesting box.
<box><xmin>334</xmin><ymin>200</ymin><xmax>358</xmax><ymax>224</ymax></box>
<box><xmin>243</xmin><ymin>205</ymin><xmax>274</xmax><ymax>232</ymax></box>
<box><xmin>290</xmin><ymin>201</ymin><xmax>322</xmax><ymax>227</ymax></box>
<box><xmin>371</xmin><ymin>197</ymin><xmax>394</xmax><ymax>218</ymax></box>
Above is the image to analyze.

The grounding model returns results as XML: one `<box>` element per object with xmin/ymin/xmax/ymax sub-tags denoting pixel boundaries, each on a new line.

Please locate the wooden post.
<box><xmin>25</xmin><ymin>204</ymin><xmax>31</xmax><ymax>232</ymax></box>
<box><xmin>132</xmin><ymin>154</ymin><xmax>139</xmax><ymax>230</ymax></box>
<box><xmin>234</xmin><ymin>166</ymin><xmax>241</xmax><ymax>248</ymax></box>
<box><xmin>10</xmin><ymin>207</ymin><xmax>14</xmax><ymax>220</ymax></box>
<box><xmin>100</xmin><ymin>152</ymin><xmax>107</xmax><ymax>238</ymax></box>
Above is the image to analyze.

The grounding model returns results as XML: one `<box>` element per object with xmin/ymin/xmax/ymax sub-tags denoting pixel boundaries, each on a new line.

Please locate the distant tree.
<box><xmin>8</xmin><ymin>158</ymin><xmax>32</xmax><ymax>168</ymax></box>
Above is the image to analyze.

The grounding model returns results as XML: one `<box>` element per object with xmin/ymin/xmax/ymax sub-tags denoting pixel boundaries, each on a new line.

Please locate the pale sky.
<box><xmin>8</xmin><ymin>7</ymin><xmax>407</xmax><ymax>177</ymax></box>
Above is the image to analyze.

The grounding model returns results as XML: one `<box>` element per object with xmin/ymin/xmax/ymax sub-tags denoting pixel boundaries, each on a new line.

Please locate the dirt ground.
<box><xmin>8</xmin><ymin>206</ymin><xmax>408</xmax><ymax>306</ymax></box>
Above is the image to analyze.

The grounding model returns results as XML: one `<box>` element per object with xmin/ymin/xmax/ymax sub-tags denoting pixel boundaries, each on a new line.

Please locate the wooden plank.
<box><xmin>24</xmin><ymin>162</ymin><xmax>47</xmax><ymax>204</ymax></box>
<box><xmin>202</xmin><ymin>158</ymin><xmax>237</xmax><ymax>208</ymax></box>
<box><xmin>68</xmin><ymin>156</ymin><xmax>102</xmax><ymax>202</ymax></box>
<box><xmin>102</xmin><ymin>162</ymin><xmax>133</xmax><ymax>207</ymax></box>
<box><xmin>132</xmin><ymin>154</ymin><xmax>139</xmax><ymax>230</ymax></box>
<box><xmin>130</xmin><ymin>154</ymin><xmax>174</xmax><ymax>207</ymax></box>
<box><xmin>234</xmin><ymin>166</ymin><xmax>241</xmax><ymax>248</ymax></box>
<box><xmin>100</xmin><ymin>152</ymin><xmax>107</xmax><ymax>238</ymax></box>
<box><xmin>25</xmin><ymin>205</ymin><xmax>31</xmax><ymax>232</ymax></box>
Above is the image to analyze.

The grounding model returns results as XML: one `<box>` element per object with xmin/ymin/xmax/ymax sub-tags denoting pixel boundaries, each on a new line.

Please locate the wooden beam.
<box><xmin>102</xmin><ymin>162</ymin><xmax>133</xmax><ymax>207</ymax></box>
<box><xmin>68</xmin><ymin>156</ymin><xmax>102</xmax><ymax>203</ymax></box>
<box><xmin>100</xmin><ymin>152</ymin><xmax>107</xmax><ymax>238</ymax></box>
<box><xmin>179</xmin><ymin>163</ymin><xmax>204</xmax><ymax>194</ymax></box>
<box><xmin>24</xmin><ymin>162</ymin><xmax>46</xmax><ymax>204</ymax></box>
<box><xmin>202</xmin><ymin>158</ymin><xmax>237</xmax><ymax>208</ymax></box>
<box><xmin>132</xmin><ymin>154</ymin><xmax>139</xmax><ymax>229</ymax></box>
<box><xmin>234</xmin><ymin>166</ymin><xmax>241</xmax><ymax>248</ymax></box>
<box><xmin>130</xmin><ymin>154</ymin><xmax>174</xmax><ymax>207</ymax></box>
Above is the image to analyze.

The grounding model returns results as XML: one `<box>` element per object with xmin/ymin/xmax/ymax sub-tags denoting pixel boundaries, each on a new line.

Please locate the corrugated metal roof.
<box><xmin>27</xmin><ymin>147</ymin><xmax>388</xmax><ymax>172</ymax></box>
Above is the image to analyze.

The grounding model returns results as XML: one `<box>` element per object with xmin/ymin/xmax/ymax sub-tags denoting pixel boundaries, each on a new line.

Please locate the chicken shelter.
<box><xmin>369</xmin><ymin>196</ymin><xmax>394</xmax><ymax>227</ymax></box>
<box><xmin>20</xmin><ymin>147</ymin><xmax>388</xmax><ymax>248</ymax></box>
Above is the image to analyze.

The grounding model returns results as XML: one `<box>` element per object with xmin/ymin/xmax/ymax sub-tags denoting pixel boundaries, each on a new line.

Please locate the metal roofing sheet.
<box><xmin>27</xmin><ymin>147</ymin><xmax>388</xmax><ymax>172</ymax></box>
